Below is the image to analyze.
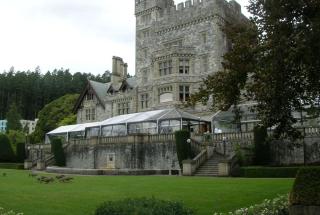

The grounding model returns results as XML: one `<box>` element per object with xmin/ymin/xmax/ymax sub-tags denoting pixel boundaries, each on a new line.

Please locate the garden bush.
<box><xmin>0</xmin><ymin>134</ymin><xmax>15</xmax><ymax>162</ymax></box>
<box><xmin>51</xmin><ymin>138</ymin><xmax>66</xmax><ymax>167</ymax></box>
<box><xmin>253</xmin><ymin>125</ymin><xmax>270</xmax><ymax>165</ymax></box>
<box><xmin>214</xmin><ymin>195</ymin><xmax>289</xmax><ymax>215</ymax></box>
<box><xmin>15</xmin><ymin>143</ymin><xmax>26</xmax><ymax>163</ymax></box>
<box><xmin>289</xmin><ymin>167</ymin><xmax>320</xmax><ymax>206</ymax></box>
<box><xmin>239</xmin><ymin>166</ymin><xmax>300</xmax><ymax>178</ymax></box>
<box><xmin>175</xmin><ymin>130</ymin><xmax>192</xmax><ymax>168</ymax></box>
<box><xmin>95</xmin><ymin>197</ymin><xmax>195</xmax><ymax>215</ymax></box>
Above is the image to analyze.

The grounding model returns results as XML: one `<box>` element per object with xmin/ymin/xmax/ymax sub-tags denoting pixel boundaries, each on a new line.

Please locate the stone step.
<box><xmin>194</xmin><ymin>174</ymin><xmax>219</xmax><ymax>176</ymax></box>
<box><xmin>193</xmin><ymin>153</ymin><xmax>228</xmax><ymax>177</ymax></box>
<box><xmin>198</xmin><ymin>166</ymin><xmax>218</xmax><ymax>169</ymax></box>
<box><xmin>196</xmin><ymin>169</ymin><xmax>219</xmax><ymax>172</ymax></box>
<box><xmin>197</xmin><ymin>169</ymin><xmax>219</xmax><ymax>172</ymax></box>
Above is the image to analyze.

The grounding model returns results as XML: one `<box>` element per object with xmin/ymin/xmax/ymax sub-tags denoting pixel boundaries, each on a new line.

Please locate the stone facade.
<box><xmin>75</xmin><ymin>0</ymin><xmax>246</xmax><ymax>124</ymax></box>
<box><xmin>65</xmin><ymin>140</ymin><xmax>180</xmax><ymax>171</ymax></box>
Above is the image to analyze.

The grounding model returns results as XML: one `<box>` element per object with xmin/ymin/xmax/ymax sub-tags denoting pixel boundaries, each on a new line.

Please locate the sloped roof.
<box><xmin>88</xmin><ymin>80</ymin><xmax>110</xmax><ymax>102</ymax></box>
<box><xmin>126</xmin><ymin>77</ymin><xmax>137</xmax><ymax>88</ymax></box>
<box><xmin>73</xmin><ymin>80</ymin><xmax>109</xmax><ymax>112</ymax></box>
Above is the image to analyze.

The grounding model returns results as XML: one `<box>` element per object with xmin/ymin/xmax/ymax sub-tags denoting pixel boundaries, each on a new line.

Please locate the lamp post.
<box><xmin>40</xmin><ymin>145</ymin><xmax>44</xmax><ymax>161</ymax></box>
<box><xmin>27</xmin><ymin>146</ymin><xmax>32</xmax><ymax>161</ymax></box>
<box><xmin>222</xmin><ymin>136</ymin><xmax>226</xmax><ymax>156</ymax></box>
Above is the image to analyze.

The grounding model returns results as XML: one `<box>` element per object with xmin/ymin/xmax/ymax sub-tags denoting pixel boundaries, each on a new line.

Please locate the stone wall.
<box><xmin>270</xmin><ymin>136</ymin><xmax>320</xmax><ymax>165</ymax></box>
<box><xmin>65</xmin><ymin>141</ymin><xmax>180</xmax><ymax>170</ymax></box>
<box><xmin>200</xmin><ymin>129</ymin><xmax>320</xmax><ymax>165</ymax></box>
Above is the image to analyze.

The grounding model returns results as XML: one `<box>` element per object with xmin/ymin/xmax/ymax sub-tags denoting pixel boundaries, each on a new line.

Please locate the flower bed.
<box><xmin>214</xmin><ymin>195</ymin><xmax>289</xmax><ymax>215</ymax></box>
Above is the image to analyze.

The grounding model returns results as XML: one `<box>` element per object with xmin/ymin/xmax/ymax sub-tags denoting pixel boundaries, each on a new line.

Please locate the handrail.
<box><xmin>193</xmin><ymin>149</ymin><xmax>207</xmax><ymax>170</ymax></box>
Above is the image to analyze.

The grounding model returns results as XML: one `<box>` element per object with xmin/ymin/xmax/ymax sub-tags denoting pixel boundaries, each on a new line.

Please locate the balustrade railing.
<box><xmin>69</xmin><ymin>134</ymin><xmax>175</xmax><ymax>145</ymax></box>
<box><xmin>193</xmin><ymin>150</ymin><xmax>207</xmax><ymax>170</ymax></box>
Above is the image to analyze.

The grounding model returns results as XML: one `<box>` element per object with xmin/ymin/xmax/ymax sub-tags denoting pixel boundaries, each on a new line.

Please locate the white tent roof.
<box><xmin>47</xmin><ymin>108</ymin><xmax>210</xmax><ymax>135</ymax></box>
<box><xmin>47</xmin><ymin>124</ymin><xmax>79</xmax><ymax>135</ymax></box>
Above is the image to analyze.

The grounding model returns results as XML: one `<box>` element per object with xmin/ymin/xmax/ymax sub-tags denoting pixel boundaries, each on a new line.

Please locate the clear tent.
<box><xmin>46</xmin><ymin>109</ymin><xmax>211</xmax><ymax>141</ymax></box>
<box><xmin>85</xmin><ymin>109</ymin><xmax>210</xmax><ymax>138</ymax></box>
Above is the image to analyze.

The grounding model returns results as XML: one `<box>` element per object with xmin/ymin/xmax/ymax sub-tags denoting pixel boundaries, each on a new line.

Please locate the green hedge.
<box><xmin>253</xmin><ymin>126</ymin><xmax>270</xmax><ymax>165</ymax></box>
<box><xmin>15</xmin><ymin>142</ymin><xmax>26</xmax><ymax>163</ymax></box>
<box><xmin>175</xmin><ymin>130</ymin><xmax>192</xmax><ymax>168</ymax></box>
<box><xmin>51</xmin><ymin>138</ymin><xmax>66</xmax><ymax>167</ymax></box>
<box><xmin>94</xmin><ymin>197</ymin><xmax>195</xmax><ymax>215</ymax></box>
<box><xmin>0</xmin><ymin>134</ymin><xmax>15</xmax><ymax>162</ymax></box>
<box><xmin>0</xmin><ymin>163</ymin><xmax>24</xmax><ymax>170</ymax></box>
<box><xmin>239</xmin><ymin>166</ymin><xmax>301</xmax><ymax>178</ymax></box>
<box><xmin>289</xmin><ymin>167</ymin><xmax>320</xmax><ymax>206</ymax></box>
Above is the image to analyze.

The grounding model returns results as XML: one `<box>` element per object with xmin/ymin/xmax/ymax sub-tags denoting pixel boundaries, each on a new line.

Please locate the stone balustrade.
<box><xmin>70</xmin><ymin>134</ymin><xmax>175</xmax><ymax>145</ymax></box>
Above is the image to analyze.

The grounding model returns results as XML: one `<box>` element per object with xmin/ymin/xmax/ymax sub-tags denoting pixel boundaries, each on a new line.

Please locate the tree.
<box><xmin>33</xmin><ymin>94</ymin><xmax>79</xmax><ymax>143</ymax></box>
<box><xmin>6</xmin><ymin>103</ymin><xmax>22</xmax><ymax>131</ymax></box>
<box><xmin>191</xmin><ymin>0</ymin><xmax>320</xmax><ymax>139</ymax></box>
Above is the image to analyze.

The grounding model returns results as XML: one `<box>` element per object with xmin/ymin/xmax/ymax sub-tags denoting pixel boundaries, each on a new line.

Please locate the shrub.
<box><xmin>175</xmin><ymin>130</ymin><xmax>192</xmax><ymax>168</ymax></box>
<box><xmin>0</xmin><ymin>163</ymin><xmax>24</xmax><ymax>170</ymax></box>
<box><xmin>51</xmin><ymin>138</ymin><xmax>66</xmax><ymax>167</ymax></box>
<box><xmin>0</xmin><ymin>134</ymin><xmax>15</xmax><ymax>162</ymax></box>
<box><xmin>0</xmin><ymin>207</ymin><xmax>23</xmax><ymax>215</ymax></box>
<box><xmin>15</xmin><ymin>143</ymin><xmax>26</xmax><ymax>163</ymax></box>
<box><xmin>253</xmin><ymin>125</ymin><xmax>270</xmax><ymax>165</ymax></box>
<box><xmin>239</xmin><ymin>166</ymin><xmax>300</xmax><ymax>178</ymax></box>
<box><xmin>94</xmin><ymin>197</ymin><xmax>195</xmax><ymax>215</ymax></box>
<box><xmin>289</xmin><ymin>167</ymin><xmax>320</xmax><ymax>206</ymax></box>
<box><xmin>214</xmin><ymin>195</ymin><xmax>289</xmax><ymax>215</ymax></box>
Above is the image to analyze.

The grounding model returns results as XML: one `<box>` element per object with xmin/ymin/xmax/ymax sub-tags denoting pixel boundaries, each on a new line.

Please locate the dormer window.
<box><xmin>86</xmin><ymin>92</ymin><xmax>94</xmax><ymax>100</ymax></box>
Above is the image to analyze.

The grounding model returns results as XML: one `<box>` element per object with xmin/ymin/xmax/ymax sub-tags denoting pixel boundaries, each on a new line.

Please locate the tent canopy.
<box><xmin>47</xmin><ymin>108</ymin><xmax>210</xmax><ymax>136</ymax></box>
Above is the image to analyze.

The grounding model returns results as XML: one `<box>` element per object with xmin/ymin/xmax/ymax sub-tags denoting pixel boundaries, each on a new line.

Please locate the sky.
<box><xmin>0</xmin><ymin>0</ymin><xmax>249</xmax><ymax>75</ymax></box>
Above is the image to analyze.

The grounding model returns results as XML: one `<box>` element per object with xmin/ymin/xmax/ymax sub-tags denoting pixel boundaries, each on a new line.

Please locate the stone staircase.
<box><xmin>194</xmin><ymin>153</ymin><xmax>226</xmax><ymax>177</ymax></box>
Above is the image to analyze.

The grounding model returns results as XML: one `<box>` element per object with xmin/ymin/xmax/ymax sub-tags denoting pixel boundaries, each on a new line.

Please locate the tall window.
<box><xmin>85</xmin><ymin>108</ymin><xmax>96</xmax><ymax>121</ymax></box>
<box><xmin>159</xmin><ymin>60</ymin><xmax>172</xmax><ymax>76</ymax></box>
<box><xmin>179</xmin><ymin>59</ymin><xmax>190</xmax><ymax>74</ymax></box>
<box><xmin>117</xmin><ymin>103</ymin><xmax>130</xmax><ymax>115</ymax></box>
<box><xmin>179</xmin><ymin>85</ymin><xmax>190</xmax><ymax>102</ymax></box>
<box><xmin>141</xmin><ymin>13</ymin><xmax>151</xmax><ymax>24</ymax></box>
<box><xmin>201</xmin><ymin>55</ymin><xmax>208</xmax><ymax>73</ymax></box>
<box><xmin>141</xmin><ymin>29</ymin><xmax>150</xmax><ymax>38</ymax></box>
<box><xmin>202</xmin><ymin>32</ymin><xmax>207</xmax><ymax>44</ymax></box>
<box><xmin>86</xmin><ymin>92</ymin><xmax>94</xmax><ymax>100</ymax></box>
<box><xmin>140</xmin><ymin>94</ymin><xmax>149</xmax><ymax>109</ymax></box>
<box><xmin>142</xmin><ymin>69</ymin><xmax>148</xmax><ymax>83</ymax></box>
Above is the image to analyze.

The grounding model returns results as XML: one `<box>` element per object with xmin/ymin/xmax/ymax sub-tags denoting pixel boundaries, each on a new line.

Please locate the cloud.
<box><xmin>0</xmin><ymin>0</ymin><xmax>249</xmax><ymax>75</ymax></box>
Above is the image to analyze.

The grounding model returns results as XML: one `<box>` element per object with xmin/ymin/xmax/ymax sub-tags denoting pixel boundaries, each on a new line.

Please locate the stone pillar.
<box><xmin>182</xmin><ymin>160</ymin><xmax>195</xmax><ymax>176</ymax></box>
<box><xmin>36</xmin><ymin>161</ymin><xmax>46</xmax><ymax>170</ymax></box>
<box><xmin>218</xmin><ymin>161</ymin><xmax>230</xmax><ymax>176</ymax></box>
<box><xmin>24</xmin><ymin>160</ymin><xmax>33</xmax><ymax>170</ymax></box>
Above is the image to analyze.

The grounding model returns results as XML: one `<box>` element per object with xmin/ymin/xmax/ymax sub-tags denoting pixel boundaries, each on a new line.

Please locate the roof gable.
<box><xmin>73</xmin><ymin>80</ymin><xmax>109</xmax><ymax>113</ymax></box>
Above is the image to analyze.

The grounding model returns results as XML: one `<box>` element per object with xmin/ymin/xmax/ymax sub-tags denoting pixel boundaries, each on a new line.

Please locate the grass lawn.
<box><xmin>0</xmin><ymin>169</ymin><xmax>293</xmax><ymax>215</ymax></box>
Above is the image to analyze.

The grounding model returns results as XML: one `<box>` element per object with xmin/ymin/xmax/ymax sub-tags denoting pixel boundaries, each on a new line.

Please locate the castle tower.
<box><xmin>134</xmin><ymin>0</ymin><xmax>246</xmax><ymax>114</ymax></box>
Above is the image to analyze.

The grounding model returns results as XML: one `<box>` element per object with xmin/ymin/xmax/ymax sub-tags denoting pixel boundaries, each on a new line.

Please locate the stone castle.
<box><xmin>74</xmin><ymin>0</ymin><xmax>247</xmax><ymax>124</ymax></box>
